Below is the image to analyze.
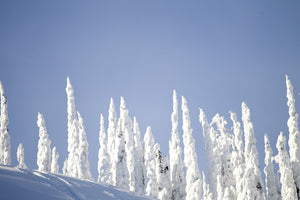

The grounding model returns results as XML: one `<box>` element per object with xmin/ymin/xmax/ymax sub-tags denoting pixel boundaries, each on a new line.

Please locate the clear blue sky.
<box><xmin>0</xmin><ymin>1</ymin><xmax>299</xmax><ymax>180</ymax></box>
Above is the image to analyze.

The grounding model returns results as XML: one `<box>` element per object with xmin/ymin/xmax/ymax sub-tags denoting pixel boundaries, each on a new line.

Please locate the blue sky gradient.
<box><xmin>0</xmin><ymin>1</ymin><xmax>299</xmax><ymax>179</ymax></box>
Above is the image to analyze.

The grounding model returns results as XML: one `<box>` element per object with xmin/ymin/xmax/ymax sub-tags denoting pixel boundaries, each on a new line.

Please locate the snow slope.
<box><xmin>0</xmin><ymin>165</ymin><xmax>153</xmax><ymax>200</ymax></box>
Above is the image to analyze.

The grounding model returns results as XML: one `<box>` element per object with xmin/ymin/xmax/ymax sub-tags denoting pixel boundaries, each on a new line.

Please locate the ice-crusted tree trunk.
<box><xmin>154</xmin><ymin>143</ymin><xmax>171</xmax><ymax>200</ymax></box>
<box><xmin>182</xmin><ymin>96</ymin><xmax>202</xmax><ymax>200</ymax></box>
<box><xmin>65</xmin><ymin>77</ymin><xmax>79</xmax><ymax>177</ymax></box>
<box><xmin>37</xmin><ymin>112</ymin><xmax>52</xmax><ymax>172</ymax></box>
<box><xmin>169</xmin><ymin>90</ymin><xmax>185</xmax><ymax>200</ymax></box>
<box><xmin>199</xmin><ymin>108</ymin><xmax>218</xmax><ymax>199</ymax></box>
<box><xmin>286</xmin><ymin>75</ymin><xmax>300</xmax><ymax>198</ymax></box>
<box><xmin>77</xmin><ymin>111</ymin><xmax>92</xmax><ymax>180</ymax></box>
<box><xmin>98</xmin><ymin>114</ymin><xmax>110</xmax><ymax>184</ymax></box>
<box><xmin>0</xmin><ymin>82</ymin><xmax>11</xmax><ymax>165</ymax></box>
<box><xmin>133</xmin><ymin>117</ymin><xmax>145</xmax><ymax>194</ymax></box>
<box><xmin>230</xmin><ymin>111</ymin><xmax>245</xmax><ymax>199</ymax></box>
<box><xmin>144</xmin><ymin>126</ymin><xmax>158</xmax><ymax>197</ymax></box>
<box><xmin>17</xmin><ymin>143</ymin><xmax>27</xmax><ymax>169</ymax></box>
<box><xmin>120</xmin><ymin>97</ymin><xmax>135</xmax><ymax>191</ymax></box>
<box><xmin>202</xmin><ymin>172</ymin><xmax>213</xmax><ymax>200</ymax></box>
<box><xmin>107</xmin><ymin>98</ymin><xmax>117</xmax><ymax>184</ymax></box>
<box><xmin>275</xmin><ymin>132</ymin><xmax>298</xmax><ymax>200</ymax></box>
<box><xmin>241</xmin><ymin>102</ymin><xmax>265</xmax><ymax>200</ymax></box>
<box><xmin>111</xmin><ymin>118</ymin><xmax>129</xmax><ymax>189</ymax></box>
<box><xmin>51</xmin><ymin>146</ymin><xmax>59</xmax><ymax>173</ymax></box>
<box><xmin>264</xmin><ymin>134</ymin><xmax>279</xmax><ymax>200</ymax></box>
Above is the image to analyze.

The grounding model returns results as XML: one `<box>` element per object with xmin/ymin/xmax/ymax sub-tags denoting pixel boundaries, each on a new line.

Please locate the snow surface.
<box><xmin>0</xmin><ymin>165</ymin><xmax>154</xmax><ymax>200</ymax></box>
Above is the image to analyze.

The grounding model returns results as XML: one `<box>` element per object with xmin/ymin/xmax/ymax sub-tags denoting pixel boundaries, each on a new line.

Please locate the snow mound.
<box><xmin>0</xmin><ymin>165</ymin><xmax>154</xmax><ymax>200</ymax></box>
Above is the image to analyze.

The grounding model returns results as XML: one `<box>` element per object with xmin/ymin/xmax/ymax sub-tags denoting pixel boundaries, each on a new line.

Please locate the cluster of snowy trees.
<box><xmin>0</xmin><ymin>75</ymin><xmax>299</xmax><ymax>200</ymax></box>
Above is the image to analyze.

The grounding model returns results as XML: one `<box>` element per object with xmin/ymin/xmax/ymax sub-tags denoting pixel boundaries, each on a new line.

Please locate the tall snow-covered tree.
<box><xmin>0</xmin><ymin>81</ymin><xmax>11</xmax><ymax>165</ymax></box>
<box><xmin>37</xmin><ymin>112</ymin><xmax>52</xmax><ymax>172</ymax></box>
<box><xmin>202</xmin><ymin>172</ymin><xmax>213</xmax><ymax>200</ymax></box>
<box><xmin>286</xmin><ymin>75</ymin><xmax>300</xmax><ymax>198</ymax></box>
<box><xmin>17</xmin><ymin>143</ymin><xmax>27</xmax><ymax>169</ymax></box>
<box><xmin>51</xmin><ymin>146</ymin><xmax>59</xmax><ymax>173</ymax></box>
<box><xmin>181</xmin><ymin>96</ymin><xmax>202</xmax><ymax>200</ymax></box>
<box><xmin>241</xmin><ymin>102</ymin><xmax>265</xmax><ymax>200</ymax></box>
<box><xmin>275</xmin><ymin>132</ymin><xmax>298</xmax><ymax>200</ymax></box>
<box><xmin>77</xmin><ymin>111</ymin><xmax>92</xmax><ymax>180</ymax></box>
<box><xmin>98</xmin><ymin>114</ymin><xmax>110</xmax><ymax>184</ymax></box>
<box><xmin>154</xmin><ymin>143</ymin><xmax>171</xmax><ymax>200</ymax></box>
<box><xmin>65</xmin><ymin>77</ymin><xmax>79</xmax><ymax>177</ymax></box>
<box><xmin>169</xmin><ymin>90</ymin><xmax>185</xmax><ymax>200</ymax></box>
<box><xmin>133</xmin><ymin>117</ymin><xmax>145</xmax><ymax>194</ymax></box>
<box><xmin>120</xmin><ymin>97</ymin><xmax>135</xmax><ymax>191</ymax></box>
<box><xmin>144</xmin><ymin>126</ymin><xmax>158</xmax><ymax>197</ymax></box>
<box><xmin>264</xmin><ymin>134</ymin><xmax>279</xmax><ymax>200</ymax></box>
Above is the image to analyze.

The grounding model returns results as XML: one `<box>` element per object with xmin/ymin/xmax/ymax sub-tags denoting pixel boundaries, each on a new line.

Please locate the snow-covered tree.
<box><xmin>77</xmin><ymin>111</ymin><xmax>92</xmax><ymax>180</ymax></box>
<box><xmin>0</xmin><ymin>81</ymin><xmax>11</xmax><ymax>165</ymax></box>
<box><xmin>264</xmin><ymin>134</ymin><xmax>279</xmax><ymax>200</ymax></box>
<box><xmin>286</xmin><ymin>75</ymin><xmax>300</xmax><ymax>198</ymax></box>
<box><xmin>37</xmin><ymin>112</ymin><xmax>52</xmax><ymax>172</ymax></box>
<box><xmin>202</xmin><ymin>172</ymin><xmax>213</xmax><ymax>200</ymax></box>
<box><xmin>120</xmin><ymin>97</ymin><xmax>135</xmax><ymax>191</ymax></box>
<box><xmin>111</xmin><ymin>118</ymin><xmax>129</xmax><ymax>189</ymax></box>
<box><xmin>51</xmin><ymin>146</ymin><xmax>59</xmax><ymax>173</ymax></box>
<box><xmin>133</xmin><ymin>117</ymin><xmax>145</xmax><ymax>194</ymax></box>
<box><xmin>144</xmin><ymin>126</ymin><xmax>158</xmax><ymax>197</ymax></box>
<box><xmin>240</xmin><ymin>102</ymin><xmax>265</xmax><ymax>200</ymax></box>
<box><xmin>154</xmin><ymin>143</ymin><xmax>171</xmax><ymax>200</ymax></box>
<box><xmin>65</xmin><ymin>77</ymin><xmax>79</xmax><ymax>177</ymax></box>
<box><xmin>182</xmin><ymin>96</ymin><xmax>202</xmax><ymax>200</ymax></box>
<box><xmin>275</xmin><ymin>132</ymin><xmax>297</xmax><ymax>200</ymax></box>
<box><xmin>98</xmin><ymin>114</ymin><xmax>110</xmax><ymax>184</ymax></box>
<box><xmin>169</xmin><ymin>90</ymin><xmax>185</xmax><ymax>200</ymax></box>
<box><xmin>17</xmin><ymin>143</ymin><xmax>27</xmax><ymax>169</ymax></box>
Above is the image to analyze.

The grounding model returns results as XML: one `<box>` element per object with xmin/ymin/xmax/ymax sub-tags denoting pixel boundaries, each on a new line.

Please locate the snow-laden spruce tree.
<box><xmin>51</xmin><ymin>146</ymin><xmax>59</xmax><ymax>173</ymax></box>
<box><xmin>202</xmin><ymin>172</ymin><xmax>213</xmax><ymax>200</ymax></box>
<box><xmin>65</xmin><ymin>77</ymin><xmax>79</xmax><ymax>177</ymax></box>
<box><xmin>275</xmin><ymin>132</ymin><xmax>298</xmax><ymax>200</ymax></box>
<box><xmin>77</xmin><ymin>111</ymin><xmax>92</xmax><ymax>180</ymax></box>
<box><xmin>286</xmin><ymin>75</ymin><xmax>300</xmax><ymax>197</ymax></box>
<box><xmin>37</xmin><ymin>112</ymin><xmax>52</xmax><ymax>172</ymax></box>
<box><xmin>154</xmin><ymin>143</ymin><xmax>171</xmax><ymax>200</ymax></box>
<box><xmin>169</xmin><ymin>90</ymin><xmax>185</xmax><ymax>200</ymax></box>
<box><xmin>17</xmin><ymin>143</ymin><xmax>27</xmax><ymax>169</ymax></box>
<box><xmin>98</xmin><ymin>114</ymin><xmax>110</xmax><ymax>184</ymax></box>
<box><xmin>107</xmin><ymin>97</ymin><xmax>117</xmax><ymax>184</ymax></box>
<box><xmin>0</xmin><ymin>81</ymin><xmax>11</xmax><ymax>165</ymax></box>
<box><xmin>181</xmin><ymin>96</ymin><xmax>202</xmax><ymax>200</ymax></box>
<box><xmin>133</xmin><ymin>117</ymin><xmax>145</xmax><ymax>194</ymax></box>
<box><xmin>241</xmin><ymin>102</ymin><xmax>265</xmax><ymax>200</ymax></box>
<box><xmin>264</xmin><ymin>134</ymin><xmax>279</xmax><ymax>200</ymax></box>
<box><xmin>230</xmin><ymin>111</ymin><xmax>245</xmax><ymax>199</ymax></box>
<box><xmin>199</xmin><ymin>108</ymin><xmax>218</xmax><ymax>199</ymax></box>
<box><xmin>144</xmin><ymin>126</ymin><xmax>158</xmax><ymax>197</ymax></box>
<box><xmin>111</xmin><ymin>117</ymin><xmax>129</xmax><ymax>189</ymax></box>
<box><xmin>120</xmin><ymin>97</ymin><xmax>135</xmax><ymax>191</ymax></box>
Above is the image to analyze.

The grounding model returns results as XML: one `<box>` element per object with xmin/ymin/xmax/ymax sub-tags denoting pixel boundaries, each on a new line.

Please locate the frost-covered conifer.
<box><xmin>17</xmin><ymin>143</ymin><xmax>27</xmax><ymax>169</ymax></box>
<box><xmin>98</xmin><ymin>114</ymin><xmax>110</xmax><ymax>184</ymax></box>
<box><xmin>202</xmin><ymin>172</ymin><xmax>213</xmax><ymax>200</ymax></box>
<box><xmin>65</xmin><ymin>77</ymin><xmax>79</xmax><ymax>177</ymax></box>
<box><xmin>264</xmin><ymin>134</ymin><xmax>279</xmax><ymax>200</ymax></box>
<box><xmin>133</xmin><ymin>117</ymin><xmax>145</xmax><ymax>194</ymax></box>
<box><xmin>154</xmin><ymin>143</ymin><xmax>171</xmax><ymax>200</ymax></box>
<box><xmin>144</xmin><ymin>126</ymin><xmax>158</xmax><ymax>197</ymax></box>
<box><xmin>182</xmin><ymin>96</ymin><xmax>202</xmax><ymax>200</ymax></box>
<box><xmin>0</xmin><ymin>81</ymin><xmax>11</xmax><ymax>165</ymax></box>
<box><xmin>51</xmin><ymin>146</ymin><xmax>59</xmax><ymax>173</ymax></box>
<box><xmin>223</xmin><ymin>187</ymin><xmax>236</xmax><ymax>200</ymax></box>
<box><xmin>241</xmin><ymin>102</ymin><xmax>265</xmax><ymax>200</ymax></box>
<box><xmin>286</xmin><ymin>75</ymin><xmax>300</xmax><ymax>197</ymax></box>
<box><xmin>275</xmin><ymin>132</ymin><xmax>297</xmax><ymax>200</ymax></box>
<box><xmin>120</xmin><ymin>97</ymin><xmax>135</xmax><ymax>191</ymax></box>
<box><xmin>77</xmin><ymin>111</ymin><xmax>92</xmax><ymax>180</ymax></box>
<box><xmin>169</xmin><ymin>90</ymin><xmax>185</xmax><ymax>200</ymax></box>
<box><xmin>37</xmin><ymin>112</ymin><xmax>52</xmax><ymax>172</ymax></box>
